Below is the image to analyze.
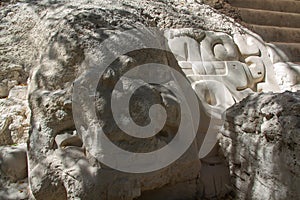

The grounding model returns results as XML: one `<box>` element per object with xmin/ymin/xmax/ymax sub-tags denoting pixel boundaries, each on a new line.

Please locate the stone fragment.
<box><xmin>0</xmin><ymin>143</ymin><xmax>28</xmax><ymax>182</ymax></box>
<box><xmin>0</xmin><ymin>98</ymin><xmax>30</xmax><ymax>145</ymax></box>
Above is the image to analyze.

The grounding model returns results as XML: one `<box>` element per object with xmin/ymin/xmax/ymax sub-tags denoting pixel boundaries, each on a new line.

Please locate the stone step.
<box><xmin>228</xmin><ymin>0</ymin><xmax>300</xmax><ymax>14</ymax></box>
<box><xmin>249</xmin><ymin>24</ymin><xmax>300</xmax><ymax>43</ymax></box>
<box><xmin>238</xmin><ymin>8</ymin><xmax>300</xmax><ymax>28</ymax></box>
<box><xmin>272</xmin><ymin>42</ymin><xmax>300</xmax><ymax>62</ymax></box>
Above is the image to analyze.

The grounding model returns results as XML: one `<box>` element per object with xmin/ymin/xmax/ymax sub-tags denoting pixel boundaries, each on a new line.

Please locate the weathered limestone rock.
<box><xmin>0</xmin><ymin>179</ymin><xmax>29</xmax><ymax>200</ymax></box>
<box><xmin>0</xmin><ymin>104</ymin><xmax>29</xmax><ymax>146</ymax></box>
<box><xmin>0</xmin><ymin>86</ymin><xmax>30</xmax><ymax>145</ymax></box>
<box><xmin>8</xmin><ymin>85</ymin><xmax>28</xmax><ymax>100</ymax></box>
<box><xmin>219</xmin><ymin>91</ymin><xmax>300</xmax><ymax>200</ymax></box>
<box><xmin>0</xmin><ymin>2</ymin><xmax>33</xmax><ymax>145</ymax></box>
<box><xmin>0</xmin><ymin>2</ymin><xmax>37</xmax><ymax>98</ymax></box>
<box><xmin>0</xmin><ymin>144</ymin><xmax>29</xmax><ymax>200</ymax></box>
<box><xmin>0</xmin><ymin>143</ymin><xmax>27</xmax><ymax>182</ymax></box>
<box><xmin>0</xmin><ymin>117</ymin><xmax>13</xmax><ymax>145</ymax></box>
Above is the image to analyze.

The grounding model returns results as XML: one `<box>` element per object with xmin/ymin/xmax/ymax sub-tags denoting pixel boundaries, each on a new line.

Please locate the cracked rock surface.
<box><xmin>219</xmin><ymin>91</ymin><xmax>300</xmax><ymax>200</ymax></box>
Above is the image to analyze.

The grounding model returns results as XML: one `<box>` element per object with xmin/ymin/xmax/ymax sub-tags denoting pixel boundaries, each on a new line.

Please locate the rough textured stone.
<box><xmin>219</xmin><ymin>91</ymin><xmax>300</xmax><ymax>200</ymax></box>
<box><xmin>0</xmin><ymin>2</ymin><xmax>36</xmax><ymax>98</ymax></box>
<box><xmin>0</xmin><ymin>179</ymin><xmax>29</xmax><ymax>200</ymax></box>
<box><xmin>0</xmin><ymin>144</ymin><xmax>29</xmax><ymax>200</ymax></box>
<box><xmin>0</xmin><ymin>94</ymin><xmax>30</xmax><ymax>145</ymax></box>
<box><xmin>0</xmin><ymin>143</ymin><xmax>27</xmax><ymax>181</ymax></box>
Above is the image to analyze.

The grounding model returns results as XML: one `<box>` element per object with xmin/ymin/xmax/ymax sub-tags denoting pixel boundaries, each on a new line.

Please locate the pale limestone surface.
<box><xmin>0</xmin><ymin>143</ymin><xmax>27</xmax><ymax>181</ymax></box>
<box><xmin>0</xmin><ymin>86</ymin><xmax>30</xmax><ymax>145</ymax></box>
<box><xmin>0</xmin><ymin>143</ymin><xmax>29</xmax><ymax>200</ymax></box>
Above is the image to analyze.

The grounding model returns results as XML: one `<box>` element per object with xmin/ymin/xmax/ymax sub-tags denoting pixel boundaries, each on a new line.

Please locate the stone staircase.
<box><xmin>228</xmin><ymin>0</ymin><xmax>300</xmax><ymax>63</ymax></box>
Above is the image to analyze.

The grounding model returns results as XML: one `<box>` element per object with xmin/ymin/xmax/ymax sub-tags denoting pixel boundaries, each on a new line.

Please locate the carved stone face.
<box><xmin>27</xmin><ymin>23</ymin><xmax>299</xmax><ymax>199</ymax></box>
<box><xmin>167</xmin><ymin>29</ymin><xmax>280</xmax><ymax>98</ymax></box>
<box><xmin>166</xmin><ymin>29</ymin><xmax>282</xmax><ymax>158</ymax></box>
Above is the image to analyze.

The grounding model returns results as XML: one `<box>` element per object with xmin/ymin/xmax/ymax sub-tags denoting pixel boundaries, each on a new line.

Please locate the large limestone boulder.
<box><xmin>219</xmin><ymin>91</ymin><xmax>300</xmax><ymax>199</ymax></box>
<box><xmin>21</xmin><ymin>1</ymin><xmax>252</xmax><ymax>199</ymax></box>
